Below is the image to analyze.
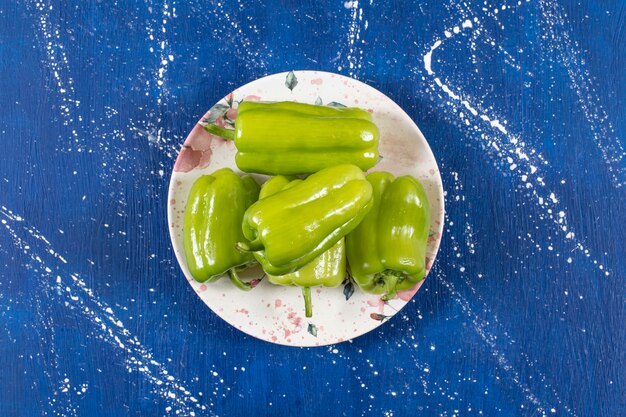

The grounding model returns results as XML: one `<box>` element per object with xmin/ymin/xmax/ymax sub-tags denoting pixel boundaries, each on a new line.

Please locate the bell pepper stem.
<box><xmin>227</xmin><ymin>268</ymin><xmax>252</xmax><ymax>291</ymax></box>
<box><xmin>236</xmin><ymin>239</ymin><xmax>264</xmax><ymax>253</ymax></box>
<box><xmin>378</xmin><ymin>271</ymin><xmax>400</xmax><ymax>301</ymax></box>
<box><xmin>302</xmin><ymin>286</ymin><xmax>313</xmax><ymax>318</ymax></box>
<box><xmin>381</xmin><ymin>288</ymin><xmax>397</xmax><ymax>301</ymax></box>
<box><xmin>203</xmin><ymin>123</ymin><xmax>236</xmax><ymax>141</ymax></box>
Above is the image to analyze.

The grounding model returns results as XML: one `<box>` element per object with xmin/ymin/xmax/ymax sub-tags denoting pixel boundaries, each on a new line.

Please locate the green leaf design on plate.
<box><xmin>204</xmin><ymin>103</ymin><xmax>230</xmax><ymax>124</ymax></box>
<box><xmin>428</xmin><ymin>230</ymin><xmax>436</xmax><ymax>237</ymax></box>
<box><xmin>315</xmin><ymin>96</ymin><xmax>323</xmax><ymax>105</ymax></box>
<box><xmin>307</xmin><ymin>323</ymin><xmax>318</xmax><ymax>337</ymax></box>
<box><xmin>285</xmin><ymin>71</ymin><xmax>298</xmax><ymax>91</ymax></box>
<box><xmin>343</xmin><ymin>280</ymin><xmax>354</xmax><ymax>301</ymax></box>
<box><xmin>327</xmin><ymin>101</ymin><xmax>346</xmax><ymax>108</ymax></box>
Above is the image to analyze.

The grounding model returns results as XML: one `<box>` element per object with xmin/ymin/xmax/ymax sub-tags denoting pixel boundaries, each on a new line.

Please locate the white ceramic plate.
<box><xmin>167</xmin><ymin>71</ymin><xmax>444</xmax><ymax>347</ymax></box>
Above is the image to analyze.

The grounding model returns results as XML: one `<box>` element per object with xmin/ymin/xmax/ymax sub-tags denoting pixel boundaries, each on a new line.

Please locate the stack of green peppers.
<box><xmin>256</xmin><ymin>175</ymin><xmax>347</xmax><ymax>317</ymax></box>
<box><xmin>238</xmin><ymin>164</ymin><xmax>372</xmax><ymax>275</ymax></box>
<box><xmin>183</xmin><ymin>101</ymin><xmax>432</xmax><ymax>318</ymax></box>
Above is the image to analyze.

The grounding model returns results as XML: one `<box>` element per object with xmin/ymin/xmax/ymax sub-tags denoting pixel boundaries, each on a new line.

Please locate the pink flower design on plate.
<box><xmin>396</xmin><ymin>281</ymin><xmax>424</xmax><ymax>302</ymax></box>
<box><xmin>173</xmin><ymin>110</ymin><xmax>229</xmax><ymax>172</ymax></box>
<box><xmin>367</xmin><ymin>297</ymin><xmax>386</xmax><ymax>313</ymax></box>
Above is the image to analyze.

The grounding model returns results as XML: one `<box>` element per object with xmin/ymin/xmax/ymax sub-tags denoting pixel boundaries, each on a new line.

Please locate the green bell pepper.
<box><xmin>203</xmin><ymin>101</ymin><xmax>379</xmax><ymax>175</ymax></box>
<box><xmin>260</xmin><ymin>176</ymin><xmax>346</xmax><ymax>317</ymax></box>
<box><xmin>238</xmin><ymin>164</ymin><xmax>373</xmax><ymax>276</ymax></box>
<box><xmin>346</xmin><ymin>171</ymin><xmax>431</xmax><ymax>300</ymax></box>
<box><xmin>183</xmin><ymin>168</ymin><xmax>260</xmax><ymax>289</ymax></box>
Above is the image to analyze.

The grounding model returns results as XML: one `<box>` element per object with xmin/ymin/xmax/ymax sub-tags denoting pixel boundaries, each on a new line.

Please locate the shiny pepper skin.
<box><xmin>346</xmin><ymin>171</ymin><xmax>431</xmax><ymax>300</ymax></box>
<box><xmin>203</xmin><ymin>101</ymin><xmax>380</xmax><ymax>175</ymax></box>
<box><xmin>259</xmin><ymin>175</ymin><xmax>347</xmax><ymax>317</ymax></box>
<box><xmin>183</xmin><ymin>168</ymin><xmax>260</xmax><ymax>290</ymax></box>
<box><xmin>238</xmin><ymin>164</ymin><xmax>373</xmax><ymax>277</ymax></box>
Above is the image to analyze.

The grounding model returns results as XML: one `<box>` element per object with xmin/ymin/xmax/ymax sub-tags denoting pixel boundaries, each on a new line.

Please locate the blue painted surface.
<box><xmin>0</xmin><ymin>1</ymin><xmax>624</xmax><ymax>416</ymax></box>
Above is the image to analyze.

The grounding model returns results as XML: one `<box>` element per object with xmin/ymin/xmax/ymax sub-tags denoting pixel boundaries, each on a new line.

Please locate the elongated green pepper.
<box><xmin>183</xmin><ymin>168</ymin><xmax>260</xmax><ymax>289</ymax></box>
<box><xmin>346</xmin><ymin>172</ymin><xmax>431</xmax><ymax>300</ymax></box>
<box><xmin>203</xmin><ymin>101</ymin><xmax>379</xmax><ymax>175</ymax></box>
<box><xmin>260</xmin><ymin>176</ymin><xmax>346</xmax><ymax>317</ymax></box>
<box><xmin>238</xmin><ymin>164</ymin><xmax>373</xmax><ymax>276</ymax></box>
